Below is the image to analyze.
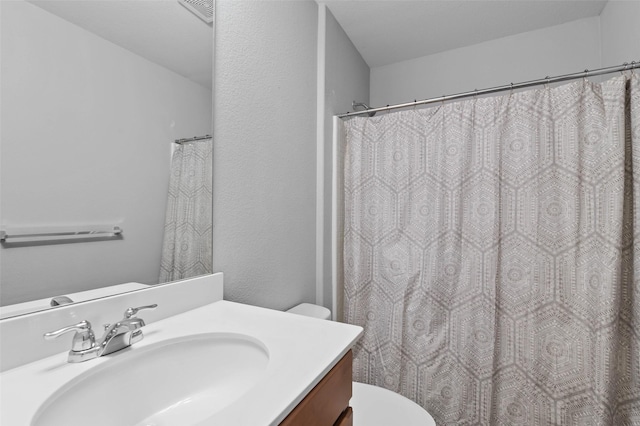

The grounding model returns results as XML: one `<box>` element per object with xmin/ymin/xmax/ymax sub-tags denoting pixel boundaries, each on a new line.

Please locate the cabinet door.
<box><xmin>280</xmin><ymin>350</ymin><xmax>353</xmax><ymax>426</ymax></box>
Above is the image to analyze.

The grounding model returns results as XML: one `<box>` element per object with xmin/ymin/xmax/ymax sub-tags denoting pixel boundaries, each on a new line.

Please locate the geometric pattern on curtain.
<box><xmin>343</xmin><ymin>75</ymin><xmax>640</xmax><ymax>425</ymax></box>
<box><xmin>159</xmin><ymin>138</ymin><xmax>213</xmax><ymax>283</ymax></box>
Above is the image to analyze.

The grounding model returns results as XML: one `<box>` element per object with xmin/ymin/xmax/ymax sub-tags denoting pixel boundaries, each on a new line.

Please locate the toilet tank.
<box><xmin>286</xmin><ymin>303</ymin><xmax>331</xmax><ymax>320</ymax></box>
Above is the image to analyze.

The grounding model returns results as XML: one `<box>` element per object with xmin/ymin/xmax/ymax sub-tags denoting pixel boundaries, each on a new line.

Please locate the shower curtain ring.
<box><xmin>632</xmin><ymin>61</ymin><xmax>637</xmax><ymax>75</ymax></box>
<box><xmin>545</xmin><ymin>76</ymin><xmax>550</xmax><ymax>89</ymax></box>
<box><xmin>583</xmin><ymin>69</ymin><xmax>589</xmax><ymax>82</ymax></box>
<box><xmin>621</xmin><ymin>62</ymin><xmax>628</xmax><ymax>75</ymax></box>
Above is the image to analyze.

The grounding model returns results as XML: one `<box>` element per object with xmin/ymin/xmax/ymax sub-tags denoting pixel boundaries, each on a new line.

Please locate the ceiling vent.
<box><xmin>178</xmin><ymin>0</ymin><xmax>214</xmax><ymax>24</ymax></box>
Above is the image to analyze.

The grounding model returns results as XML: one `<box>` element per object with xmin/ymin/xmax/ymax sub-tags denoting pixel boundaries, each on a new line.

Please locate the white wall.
<box><xmin>321</xmin><ymin>6</ymin><xmax>370</xmax><ymax>309</ymax></box>
<box><xmin>600</xmin><ymin>1</ymin><xmax>640</xmax><ymax>67</ymax></box>
<box><xmin>212</xmin><ymin>1</ymin><xmax>367</xmax><ymax>313</ymax></box>
<box><xmin>213</xmin><ymin>0</ymin><xmax>318</xmax><ymax>310</ymax></box>
<box><xmin>0</xmin><ymin>1</ymin><xmax>212</xmax><ymax>305</ymax></box>
<box><xmin>371</xmin><ymin>16</ymin><xmax>602</xmax><ymax>107</ymax></box>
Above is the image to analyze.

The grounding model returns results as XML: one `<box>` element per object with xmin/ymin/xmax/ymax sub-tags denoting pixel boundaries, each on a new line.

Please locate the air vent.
<box><xmin>178</xmin><ymin>0</ymin><xmax>214</xmax><ymax>24</ymax></box>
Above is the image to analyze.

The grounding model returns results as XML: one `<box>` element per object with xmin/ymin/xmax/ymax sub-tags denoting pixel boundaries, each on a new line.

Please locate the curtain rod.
<box><xmin>338</xmin><ymin>60</ymin><xmax>639</xmax><ymax>118</ymax></box>
<box><xmin>174</xmin><ymin>134</ymin><xmax>212</xmax><ymax>144</ymax></box>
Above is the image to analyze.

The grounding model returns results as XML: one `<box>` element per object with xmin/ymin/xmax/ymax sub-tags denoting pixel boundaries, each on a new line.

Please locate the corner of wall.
<box><xmin>321</xmin><ymin>5</ymin><xmax>370</xmax><ymax>317</ymax></box>
<box><xmin>597</xmin><ymin>6</ymin><xmax>603</xmax><ymax>69</ymax></box>
<box><xmin>316</xmin><ymin>2</ymin><xmax>327</xmax><ymax>307</ymax></box>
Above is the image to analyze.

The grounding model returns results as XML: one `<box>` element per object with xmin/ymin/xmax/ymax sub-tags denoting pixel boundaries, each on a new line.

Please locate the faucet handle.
<box><xmin>44</xmin><ymin>320</ymin><xmax>96</xmax><ymax>352</ymax></box>
<box><xmin>124</xmin><ymin>304</ymin><xmax>158</xmax><ymax>319</ymax></box>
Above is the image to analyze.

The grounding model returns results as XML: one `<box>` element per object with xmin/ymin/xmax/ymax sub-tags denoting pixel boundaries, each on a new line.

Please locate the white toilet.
<box><xmin>286</xmin><ymin>303</ymin><xmax>436</xmax><ymax>426</ymax></box>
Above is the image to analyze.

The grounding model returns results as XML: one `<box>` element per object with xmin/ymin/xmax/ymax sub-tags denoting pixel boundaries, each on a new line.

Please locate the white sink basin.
<box><xmin>31</xmin><ymin>333</ymin><xmax>269</xmax><ymax>426</ymax></box>
<box><xmin>1</xmin><ymin>301</ymin><xmax>362</xmax><ymax>425</ymax></box>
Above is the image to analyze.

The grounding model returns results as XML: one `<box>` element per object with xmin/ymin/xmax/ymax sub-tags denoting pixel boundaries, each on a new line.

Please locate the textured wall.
<box><xmin>370</xmin><ymin>17</ymin><xmax>602</xmax><ymax>107</ymax></box>
<box><xmin>213</xmin><ymin>0</ymin><xmax>318</xmax><ymax>310</ymax></box>
<box><xmin>0</xmin><ymin>1</ymin><xmax>212</xmax><ymax>305</ymax></box>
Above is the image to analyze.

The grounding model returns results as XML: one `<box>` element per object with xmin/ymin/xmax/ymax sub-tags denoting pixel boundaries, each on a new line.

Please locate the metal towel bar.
<box><xmin>0</xmin><ymin>225</ymin><xmax>123</xmax><ymax>242</ymax></box>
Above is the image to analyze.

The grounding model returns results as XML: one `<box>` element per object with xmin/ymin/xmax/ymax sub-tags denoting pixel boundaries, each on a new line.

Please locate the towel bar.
<box><xmin>0</xmin><ymin>226</ymin><xmax>123</xmax><ymax>243</ymax></box>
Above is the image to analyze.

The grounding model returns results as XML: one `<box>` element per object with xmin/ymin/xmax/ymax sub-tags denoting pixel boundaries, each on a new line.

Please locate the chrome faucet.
<box><xmin>44</xmin><ymin>304</ymin><xmax>157</xmax><ymax>363</ymax></box>
<box><xmin>50</xmin><ymin>296</ymin><xmax>74</xmax><ymax>307</ymax></box>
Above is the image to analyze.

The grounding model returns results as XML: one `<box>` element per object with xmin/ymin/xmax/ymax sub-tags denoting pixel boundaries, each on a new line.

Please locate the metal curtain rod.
<box><xmin>338</xmin><ymin>61</ymin><xmax>639</xmax><ymax>118</ymax></box>
<box><xmin>174</xmin><ymin>134</ymin><xmax>212</xmax><ymax>144</ymax></box>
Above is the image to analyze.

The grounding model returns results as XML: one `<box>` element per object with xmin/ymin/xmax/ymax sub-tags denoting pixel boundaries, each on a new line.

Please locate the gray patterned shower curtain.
<box><xmin>343</xmin><ymin>75</ymin><xmax>640</xmax><ymax>424</ymax></box>
<box><xmin>159</xmin><ymin>139</ymin><xmax>213</xmax><ymax>283</ymax></box>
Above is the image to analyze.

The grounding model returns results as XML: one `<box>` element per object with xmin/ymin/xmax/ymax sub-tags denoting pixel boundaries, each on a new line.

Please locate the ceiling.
<box><xmin>325</xmin><ymin>0</ymin><xmax>608</xmax><ymax>67</ymax></box>
<box><xmin>26</xmin><ymin>1</ymin><xmax>608</xmax><ymax>83</ymax></box>
<box><xmin>28</xmin><ymin>0</ymin><xmax>213</xmax><ymax>89</ymax></box>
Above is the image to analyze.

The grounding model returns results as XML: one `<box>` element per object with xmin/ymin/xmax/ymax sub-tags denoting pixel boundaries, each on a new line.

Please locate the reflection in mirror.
<box><xmin>0</xmin><ymin>0</ymin><xmax>213</xmax><ymax>318</ymax></box>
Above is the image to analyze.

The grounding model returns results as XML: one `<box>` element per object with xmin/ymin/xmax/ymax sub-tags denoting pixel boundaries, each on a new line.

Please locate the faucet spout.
<box><xmin>99</xmin><ymin>317</ymin><xmax>147</xmax><ymax>356</ymax></box>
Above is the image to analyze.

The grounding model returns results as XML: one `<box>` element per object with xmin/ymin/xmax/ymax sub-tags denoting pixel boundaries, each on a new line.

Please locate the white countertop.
<box><xmin>0</xmin><ymin>300</ymin><xmax>363</xmax><ymax>425</ymax></box>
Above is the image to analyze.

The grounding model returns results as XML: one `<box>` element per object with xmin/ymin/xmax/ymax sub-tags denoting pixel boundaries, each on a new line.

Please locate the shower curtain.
<box><xmin>159</xmin><ymin>138</ymin><xmax>213</xmax><ymax>283</ymax></box>
<box><xmin>343</xmin><ymin>74</ymin><xmax>640</xmax><ymax>424</ymax></box>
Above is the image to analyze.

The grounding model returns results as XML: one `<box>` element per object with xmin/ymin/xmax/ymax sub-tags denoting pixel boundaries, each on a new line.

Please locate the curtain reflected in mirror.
<box><xmin>159</xmin><ymin>138</ymin><xmax>213</xmax><ymax>282</ymax></box>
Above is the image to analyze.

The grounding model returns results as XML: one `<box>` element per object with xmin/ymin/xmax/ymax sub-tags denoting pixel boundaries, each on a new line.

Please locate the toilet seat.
<box><xmin>350</xmin><ymin>382</ymin><xmax>436</xmax><ymax>426</ymax></box>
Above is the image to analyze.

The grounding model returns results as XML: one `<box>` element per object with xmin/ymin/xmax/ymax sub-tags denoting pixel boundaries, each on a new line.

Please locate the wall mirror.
<box><xmin>0</xmin><ymin>0</ymin><xmax>213</xmax><ymax>318</ymax></box>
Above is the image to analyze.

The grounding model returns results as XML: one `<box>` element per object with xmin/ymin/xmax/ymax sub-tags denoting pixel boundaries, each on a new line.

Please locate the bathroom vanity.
<box><xmin>0</xmin><ymin>286</ymin><xmax>363</xmax><ymax>425</ymax></box>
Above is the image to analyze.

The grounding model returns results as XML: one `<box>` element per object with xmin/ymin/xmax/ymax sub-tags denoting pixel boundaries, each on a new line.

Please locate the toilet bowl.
<box><xmin>286</xmin><ymin>304</ymin><xmax>436</xmax><ymax>426</ymax></box>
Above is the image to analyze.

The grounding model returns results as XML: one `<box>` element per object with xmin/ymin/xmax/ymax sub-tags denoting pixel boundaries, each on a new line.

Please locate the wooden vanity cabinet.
<box><xmin>280</xmin><ymin>350</ymin><xmax>353</xmax><ymax>426</ymax></box>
